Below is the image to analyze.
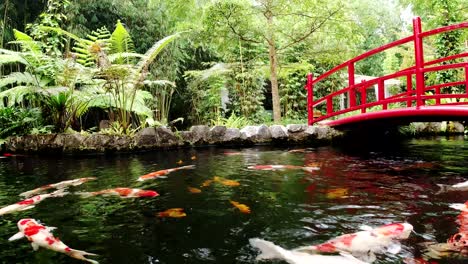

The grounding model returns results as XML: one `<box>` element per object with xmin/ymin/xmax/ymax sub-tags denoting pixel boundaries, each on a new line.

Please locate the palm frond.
<box><xmin>134</xmin><ymin>33</ymin><xmax>179</xmax><ymax>82</ymax></box>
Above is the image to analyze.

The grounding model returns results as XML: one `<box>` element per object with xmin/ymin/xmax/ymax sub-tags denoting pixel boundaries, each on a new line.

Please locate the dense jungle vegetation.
<box><xmin>0</xmin><ymin>0</ymin><xmax>467</xmax><ymax>139</ymax></box>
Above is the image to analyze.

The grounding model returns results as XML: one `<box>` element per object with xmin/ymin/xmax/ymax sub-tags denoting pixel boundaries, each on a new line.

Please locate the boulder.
<box><xmin>209</xmin><ymin>126</ymin><xmax>227</xmax><ymax>144</ymax></box>
<box><xmin>223</xmin><ymin>128</ymin><xmax>241</xmax><ymax>143</ymax></box>
<box><xmin>190</xmin><ymin>125</ymin><xmax>210</xmax><ymax>145</ymax></box>
<box><xmin>155</xmin><ymin>127</ymin><xmax>179</xmax><ymax>147</ymax></box>
<box><xmin>269</xmin><ymin>125</ymin><xmax>288</xmax><ymax>139</ymax></box>
<box><xmin>286</xmin><ymin>124</ymin><xmax>308</xmax><ymax>133</ymax></box>
<box><xmin>448</xmin><ymin>121</ymin><xmax>465</xmax><ymax>134</ymax></box>
<box><xmin>240</xmin><ymin>125</ymin><xmax>272</xmax><ymax>143</ymax></box>
<box><xmin>134</xmin><ymin>127</ymin><xmax>158</xmax><ymax>147</ymax></box>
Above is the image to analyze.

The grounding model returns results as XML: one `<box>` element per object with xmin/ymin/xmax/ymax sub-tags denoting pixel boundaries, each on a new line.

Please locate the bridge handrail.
<box><xmin>306</xmin><ymin>17</ymin><xmax>468</xmax><ymax>125</ymax></box>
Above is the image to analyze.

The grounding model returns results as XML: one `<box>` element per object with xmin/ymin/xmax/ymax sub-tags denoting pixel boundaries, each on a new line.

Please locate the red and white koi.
<box><xmin>437</xmin><ymin>180</ymin><xmax>468</xmax><ymax>194</ymax></box>
<box><xmin>137</xmin><ymin>165</ymin><xmax>195</xmax><ymax>181</ymax></box>
<box><xmin>297</xmin><ymin>223</ymin><xmax>413</xmax><ymax>257</ymax></box>
<box><xmin>78</xmin><ymin>188</ymin><xmax>159</xmax><ymax>198</ymax></box>
<box><xmin>249</xmin><ymin>238</ymin><xmax>367</xmax><ymax>264</ymax></box>
<box><xmin>0</xmin><ymin>189</ymin><xmax>68</xmax><ymax>216</ymax></box>
<box><xmin>247</xmin><ymin>165</ymin><xmax>319</xmax><ymax>172</ymax></box>
<box><xmin>20</xmin><ymin>177</ymin><xmax>97</xmax><ymax>198</ymax></box>
<box><xmin>9</xmin><ymin>218</ymin><xmax>98</xmax><ymax>263</ymax></box>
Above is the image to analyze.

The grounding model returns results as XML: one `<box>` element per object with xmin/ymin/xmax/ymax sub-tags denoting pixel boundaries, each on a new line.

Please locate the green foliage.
<box><xmin>211</xmin><ymin>112</ymin><xmax>250</xmax><ymax>128</ymax></box>
<box><xmin>0</xmin><ymin>107</ymin><xmax>44</xmax><ymax>138</ymax></box>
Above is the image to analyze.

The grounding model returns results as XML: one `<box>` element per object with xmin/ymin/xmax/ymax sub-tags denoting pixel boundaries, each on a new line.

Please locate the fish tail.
<box><xmin>449</xmin><ymin>203</ymin><xmax>467</xmax><ymax>211</ymax></box>
<box><xmin>249</xmin><ymin>238</ymin><xmax>288</xmax><ymax>261</ymax></box>
<box><xmin>67</xmin><ymin>249</ymin><xmax>99</xmax><ymax>264</ymax></box>
<box><xmin>435</xmin><ymin>184</ymin><xmax>450</xmax><ymax>194</ymax></box>
<box><xmin>302</xmin><ymin>166</ymin><xmax>320</xmax><ymax>172</ymax></box>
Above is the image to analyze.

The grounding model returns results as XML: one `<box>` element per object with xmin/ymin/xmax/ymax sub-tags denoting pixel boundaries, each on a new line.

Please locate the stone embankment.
<box><xmin>2</xmin><ymin>125</ymin><xmax>341</xmax><ymax>153</ymax></box>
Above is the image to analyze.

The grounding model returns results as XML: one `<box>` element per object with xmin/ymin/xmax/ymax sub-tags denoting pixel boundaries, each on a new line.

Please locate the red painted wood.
<box><xmin>306</xmin><ymin>17</ymin><xmax>468</xmax><ymax>127</ymax></box>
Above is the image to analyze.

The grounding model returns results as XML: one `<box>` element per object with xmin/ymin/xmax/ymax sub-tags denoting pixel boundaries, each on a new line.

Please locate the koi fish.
<box><xmin>230</xmin><ymin>200</ymin><xmax>251</xmax><ymax>214</ymax></box>
<box><xmin>449</xmin><ymin>201</ymin><xmax>468</xmax><ymax>212</ymax></box>
<box><xmin>296</xmin><ymin>223</ymin><xmax>413</xmax><ymax>258</ymax></box>
<box><xmin>213</xmin><ymin>176</ymin><xmax>240</xmax><ymax>187</ymax></box>
<box><xmin>176</xmin><ymin>160</ymin><xmax>184</xmax><ymax>165</ymax></box>
<box><xmin>325</xmin><ymin>188</ymin><xmax>349</xmax><ymax>199</ymax></box>
<box><xmin>0</xmin><ymin>189</ymin><xmax>68</xmax><ymax>216</ymax></box>
<box><xmin>248</xmin><ymin>165</ymin><xmax>319</xmax><ymax>172</ymax></box>
<box><xmin>249</xmin><ymin>238</ymin><xmax>368</xmax><ymax>264</ymax></box>
<box><xmin>9</xmin><ymin>218</ymin><xmax>98</xmax><ymax>263</ymax></box>
<box><xmin>157</xmin><ymin>208</ymin><xmax>186</xmax><ymax>218</ymax></box>
<box><xmin>78</xmin><ymin>188</ymin><xmax>159</xmax><ymax>198</ymax></box>
<box><xmin>223</xmin><ymin>152</ymin><xmax>243</xmax><ymax>156</ymax></box>
<box><xmin>188</xmin><ymin>187</ymin><xmax>202</xmax><ymax>193</ymax></box>
<box><xmin>201</xmin><ymin>179</ymin><xmax>213</xmax><ymax>188</ymax></box>
<box><xmin>137</xmin><ymin>165</ymin><xmax>195</xmax><ymax>181</ymax></box>
<box><xmin>20</xmin><ymin>177</ymin><xmax>97</xmax><ymax>198</ymax></box>
<box><xmin>436</xmin><ymin>180</ymin><xmax>468</xmax><ymax>194</ymax></box>
<box><xmin>288</xmin><ymin>149</ymin><xmax>308</xmax><ymax>153</ymax></box>
<box><xmin>191</xmin><ymin>156</ymin><xmax>197</xmax><ymax>160</ymax></box>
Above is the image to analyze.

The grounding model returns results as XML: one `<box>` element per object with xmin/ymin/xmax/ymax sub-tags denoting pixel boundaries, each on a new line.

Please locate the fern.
<box><xmin>109</xmin><ymin>20</ymin><xmax>135</xmax><ymax>64</ymax></box>
<box><xmin>0</xmin><ymin>86</ymin><xmax>36</xmax><ymax>107</ymax></box>
<box><xmin>0</xmin><ymin>54</ymin><xmax>28</xmax><ymax>66</ymax></box>
<box><xmin>0</xmin><ymin>72</ymin><xmax>37</xmax><ymax>91</ymax></box>
<box><xmin>12</xmin><ymin>30</ymin><xmax>43</xmax><ymax>54</ymax></box>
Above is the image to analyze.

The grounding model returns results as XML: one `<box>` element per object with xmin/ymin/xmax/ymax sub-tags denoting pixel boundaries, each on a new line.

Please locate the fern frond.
<box><xmin>143</xmin><ymin>80</ymin><xmax>176</xmax><ymax>87</ymax></box>
<box><xmin>0</xmin><ymin>72</ymin><xmax>37</xmax><ymax>91</ymax></box>
<box><xmin>109</xmin><ymin>20</ymin><xmax>136</xmax><ymax>64</ymax></box>
<box><xmin>0</xmin><ymin>86</ymin><xmax>36</xmax><ymax>107</ymax></box>
<box><xmin>108</xmin><ymin>52</ymin><xmax>144</xmax><ymax>63</ymax></box>
<box><xmin>12</xmin><ymin>30</ymin><xmax>42</xmax><ymax>54</ymax></box>
<box><xmin>0</xmin><ymin>54</ymin><xmax>28</xmax><ymax>66</ymax></box>
<box><xmin>39</xmin><ymin>26</ymin><xmax>93</xmax><ymax>45</ymax></box>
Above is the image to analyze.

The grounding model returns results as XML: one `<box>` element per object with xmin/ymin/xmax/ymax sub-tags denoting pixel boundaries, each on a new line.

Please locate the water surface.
<box><xmin>0</xmin><ymin>137</ymin><xmax>468</xmax><ymax>263</ymax></box>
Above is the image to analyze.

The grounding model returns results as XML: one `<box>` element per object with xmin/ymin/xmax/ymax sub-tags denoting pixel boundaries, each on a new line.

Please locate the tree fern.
<box><xmin>109</xmin><ymin>20</ymin><xmax>135</xmax><ymax>64</ymax></box>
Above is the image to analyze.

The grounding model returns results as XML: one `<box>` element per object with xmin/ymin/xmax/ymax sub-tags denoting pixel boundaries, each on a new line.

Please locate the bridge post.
<box><xmin>348</xmin><ymin>63</ymin><xmax>356</xmax><ymax>107</ymax></box>
<box><xmin>413</xmin><ymin>17</ymin><xmax>425</xmax><ymax>107</ymax></box>
<box><xmin>306</xmin><ymin>73</ymin><xmax>314</xmax><ymax>125</ymax></box>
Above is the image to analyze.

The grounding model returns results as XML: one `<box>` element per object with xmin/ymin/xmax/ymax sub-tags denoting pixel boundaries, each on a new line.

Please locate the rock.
<box><xmin>99</xmin><ymin>120</ymin><xmax>111</xmax><ymax>131</ymax></box>
<box><xmin>83</xmin><ymin>134</ymin><xmax>112</xmax><ymax>151</ymax></box>
<box><xmin>270</xmin><ymin>125</ymin><xmax>288</xmax><ymax>139</ymax></box>
<box><xmin>412</xmin><ymin>122</ymin><xmax>441</xmax><ymax>134</ymax></box>
<box><xmin>134</xmin><ymin>127</ymin><xmax>158</xmax><ymax>147</ymax></box>
<box><xmin>223</xmin><ymin>128</ymin><xmax>241</xmax><ymax>143</ymax></box>
<box><xmin>155</xmin><ymin>127</ymin><xmax>179</xmax><ymax>146</ymax></box>
<box><xmin>209</xmin><ymin>126</ymin><xmax>227</xmax><ymax>144</ymax></box>
<box><xmin>179</xmin><ymin>131</ymin><xmax>193</xmax><ymax>145</ymax></box>
<box><xmin>62</xmin><ymin>134</ymin><xmax>86</xmax><ymax>151</ymax></box>
<box><xmin>448</xmin><ymin>121</ymin><xmax>465</xmax><ymax>134</ymax></box>
<box><xmin>286</xmin><ymin>124</ymin><xmax>307</xmax><ymax>133</ymax></box>
<box><xmin>190</xmin><ymin>125</ymin><xmax>210</xmax><ymax>145</ymax></box>
<box><xmin>240</xmin><ymin>125</ymin><xmax>271</xmax><ymax>143</ymax></box>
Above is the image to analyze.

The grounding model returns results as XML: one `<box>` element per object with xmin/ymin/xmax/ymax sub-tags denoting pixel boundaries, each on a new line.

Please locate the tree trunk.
<box><xmin>266</xmin><ymin>12</ymin><xmax>281</xmax><ymax>123</ymax></box>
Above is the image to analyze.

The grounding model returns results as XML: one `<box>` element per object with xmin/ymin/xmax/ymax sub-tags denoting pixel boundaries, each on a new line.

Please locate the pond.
<box><xmin>0</xmin><ymin>137</ymin><xmax>468</xmax><ymax>264</ymax></box>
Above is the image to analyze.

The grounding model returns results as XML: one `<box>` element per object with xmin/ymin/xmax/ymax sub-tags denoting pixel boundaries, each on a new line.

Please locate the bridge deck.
<box><xmin>319</xmin><ymin>105</ymin><xmax>468</xmax><ymax>129</ymax></box>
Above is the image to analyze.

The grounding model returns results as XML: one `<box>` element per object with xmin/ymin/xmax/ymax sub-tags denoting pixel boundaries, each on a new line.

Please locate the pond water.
<box><xmin>1</xmin><ymin>137</ymin><xmax>468</xmax><ymax>264</ymax></box>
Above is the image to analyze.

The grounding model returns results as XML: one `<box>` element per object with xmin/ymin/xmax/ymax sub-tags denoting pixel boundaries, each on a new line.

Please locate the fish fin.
<box><xmin>46</xmin><ymin>227</ymin><xmax>57</xmax><ymax>232</ymax></box>
<box><xmin>19</xmin><ymin>205</ymin><xmax>35</xmax><ymax>211</ymax></box>
<box><xmin>76</xmin><ymin>192</ymin><xmax>94</xmax><ymax>198</ymax></box>
<box><xmin>342</xmin><ymin>252</ymin><xmax>374</xmax><ymax>263</ymax></box>
<box><xmin>8</xmin><ymin>232</ymin><xmax>25</xmax><ymax>241</ymax></box>
<box><xmin>302</xmin><ymin>166</ymin><xmax>320</xmax><ymax>172</ymax></box>
<box><xmin>157</xmin><ymin>176</ymin><xmax>167</xmax><ymax>179</ymax></box>
<box><xmin>436</xmin><ymin>184</ymin><xmax>450</xmax><ymax>195</ymax></box>
<box><xmin>249</xmin><ymin>238</ymin><xmax>287</xmax><ymax>261</ymax></box>
<box><xmin>31</xmin><ymin>242</ymin><xmax>39</xmax><ymax>251</ymax></box>
<box><xmin>293</xmin><ymin>245</ymin><xmax>318</xmax><ymax>254</ymax></box>
<box><xmin>449</xmin><ymin>203</ymin><xmax>468</xmax><ymax>211</ymax></box>
<box><xmin>180</xmin><ymin>165</ymin><xmax>196</xmax><ymax>170</ymax></box>
<box><xmin>359</xmin><ymin>225</ymin><xmax>373</xmax><ymax>231</ymax></box>
<box><xmin>67</xmin><ymin>249</ymin><xmax>99</xmax><ymax>264</ymax></box>
<box><xmin>386</xmin><ymin>243</ymin><xmax>402</xmax><ymax>254</ymax></box>
<box><xmin>50</xmin><ymin>189</ymin><xmax>69</xmax><ymax>197</ymax></box>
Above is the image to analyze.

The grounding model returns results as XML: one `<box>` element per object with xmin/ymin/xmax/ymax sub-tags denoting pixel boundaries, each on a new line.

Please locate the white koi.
<box><xmin>9</xmin><ymin>218</ymin><xmax>98</xmax><ymax>263</ymax></box>
<box><xmin>20</xmin><ymin>177</ymin><xmax>96</xmax><ymax>198</ymax></box>
<box><xmin>249</xmin><ymin>238</ymin><xmax>368</xmax><ymax>264</ymax></box>
<box><xmin>437</xmin><ymin>180</ymin><xmax>468</xmax><ymax>194</ymax></box>
<box><xmin>0</xmin><ymin>189</ymin><xmax>68</xmax><ymax>216</ymax></box>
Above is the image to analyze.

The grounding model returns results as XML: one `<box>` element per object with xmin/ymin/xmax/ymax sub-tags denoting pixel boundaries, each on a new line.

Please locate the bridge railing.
<box><xmin>306</xmin><ymin>17</ymin><xmax>468</xmax><ymax>125</ymax></box>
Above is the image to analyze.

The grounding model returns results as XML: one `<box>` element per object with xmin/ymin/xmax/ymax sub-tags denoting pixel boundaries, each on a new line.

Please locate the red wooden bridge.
<box><xmin>306</xmin><ymin>17</ymin><xmax>468</xmax><ymax>129</ymax></box>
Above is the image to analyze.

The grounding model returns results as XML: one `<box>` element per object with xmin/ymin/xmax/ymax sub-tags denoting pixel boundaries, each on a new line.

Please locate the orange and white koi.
<box><xmin>19</xmin><ymin>177</ymin><xmax>97</xmax><ymax>198</ymax></box>
<box><xmin>214</xmin><ymin>176</ymin><xmax>240</xmax><ymax>187</ymax></box>
<box><xmin>157</xmin><ymin>208</ymin><xmax>186</xmax><ymax>218</ymax></box>
<box><xmin>249</xmin><ymin>238</ymin><xmax>367</xmax><ymax>264</ymax></box>
<box><xmin>230</xmin><ymin>200</ymin><xmax>251</xmax><ymax>214</ymax></box>
<box><xmin>137</xmin><ymin>165</ymin><xmax>195</xmax><ymax>181</ymax></box>
<box><xmin>78</xmin><ymin>188</ymin><xmax>159</xmax><ymax>198</ymax></box>
<box><xmin>0</xmin><ymin>189</ymin><xmax>68</xmax><ymax>216</ymax></box>
<box><xmin>297</xmin><ymin>223</ymin><xmax>413</xmax><ymax>257</ymax></box>
<box><xmin>9</xmin><ymin>218</ymin><xmax>98</xmax><ymax>263</ymax></box>
<box><xmin>247</xmin><ymin>165</ymin><xmax>319</xmax><ymax>172</ymax></box>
